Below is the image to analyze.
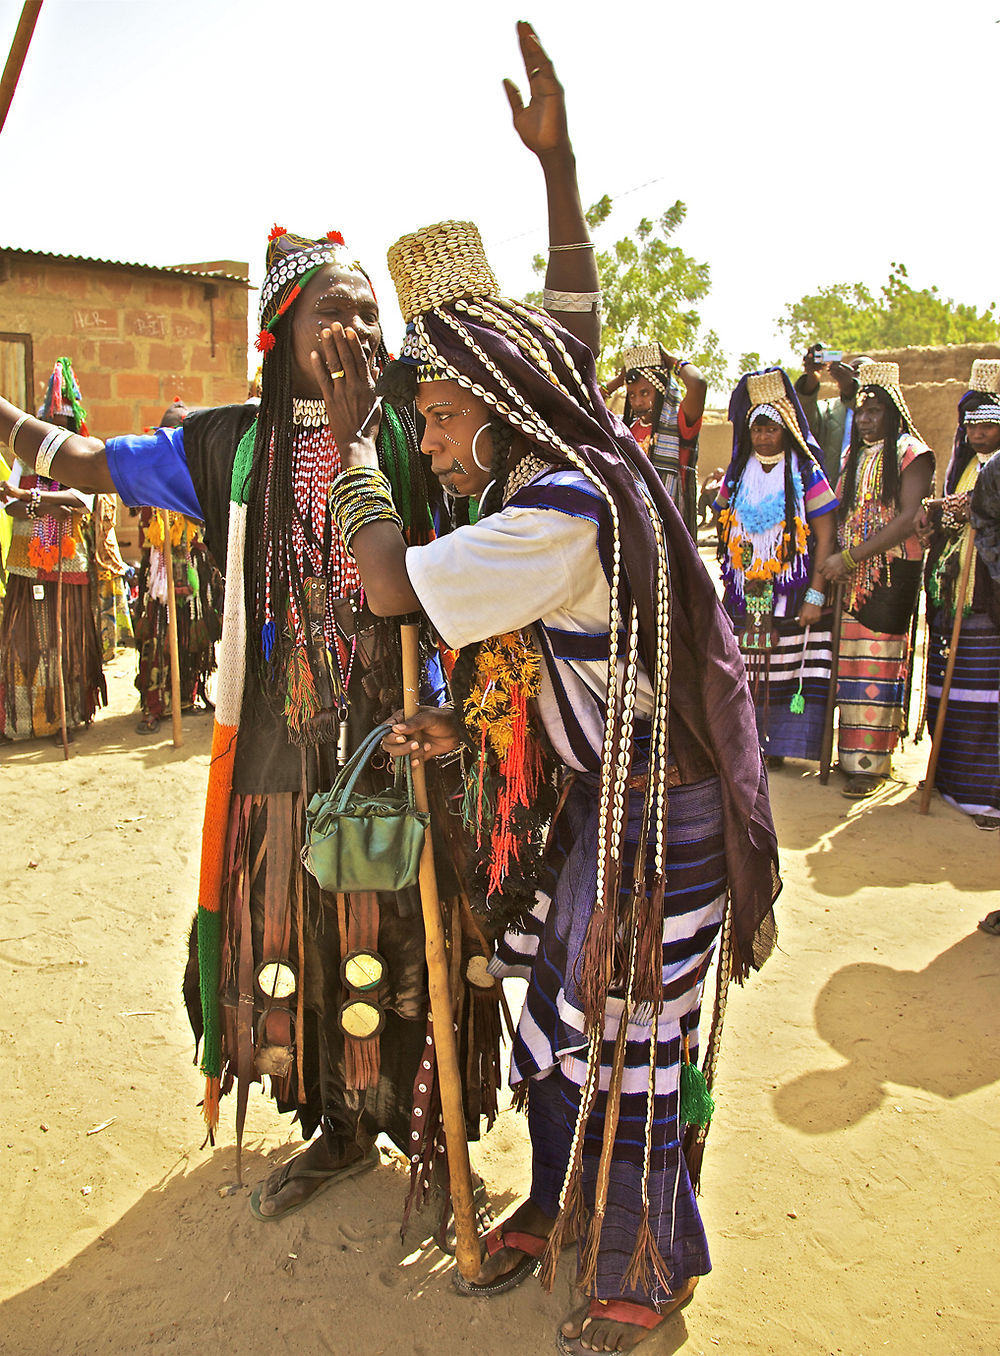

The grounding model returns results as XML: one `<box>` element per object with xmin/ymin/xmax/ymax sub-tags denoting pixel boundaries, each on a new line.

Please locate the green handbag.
<box><xmin>300</xmin><ymin>721</ymin><xmax>429</xmax><ymax>894</ymax></box>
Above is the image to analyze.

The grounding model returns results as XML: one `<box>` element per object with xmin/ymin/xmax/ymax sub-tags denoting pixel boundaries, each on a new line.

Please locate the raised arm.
<box><xmin>504</xmin><ymin>21</ymin><xmax>600</xmax><ymax>356</ymax></box>
<box><xmin>0</xmin><ymin>395</ymin><xmax>114</xmax><ymax>494</ymax></box>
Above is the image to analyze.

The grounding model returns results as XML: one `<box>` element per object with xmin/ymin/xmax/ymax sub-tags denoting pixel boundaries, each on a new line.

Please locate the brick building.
<box><xmin>0</xmin><ymin>245</ymin><xmax>252</xmax><ymax>556</ymax></box>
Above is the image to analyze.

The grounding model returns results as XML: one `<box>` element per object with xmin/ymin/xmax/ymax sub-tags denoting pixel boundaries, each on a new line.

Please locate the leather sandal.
<box><xmin>452</xmin><ymin>1218</ymin><xmax>548</xmax><ymax>1297</ymax></box>
<box><xmin>555</xmin><ymin>1278</ymin><xmax>698</xmax><ymax>1354</ymax></box>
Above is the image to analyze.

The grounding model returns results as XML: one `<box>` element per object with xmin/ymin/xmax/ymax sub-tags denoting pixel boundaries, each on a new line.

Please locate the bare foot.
<box><xmin>253</xmin><ymin>1137</ymin><xmax>372</xmax><ymax>1219</ymax></box>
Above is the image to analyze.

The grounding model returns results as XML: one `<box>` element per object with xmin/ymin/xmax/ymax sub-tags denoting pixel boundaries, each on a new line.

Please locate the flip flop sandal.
<box><xmin>452</xmin><ymin>1219</ymin><xmax>548</xmax><ymax>1297</ymax></box>
<box><xmin>978</xmin><ymin>911</ymin><xmax>1000</xmax><ymax>936</ymax></box>
<box><xmin>842</xmin><ymin>774</ymin><xmax>883</xmax><ymax>799</ymax></box>
<box><xmin>249</xmin><ymin>1144</ymin><xmax>379</xmax><ymax>1221</ymax></box>
<box><xmin>555</xmin><ymin>1282</ymin><xmax>698</xmax><ymax>1354</ymax></box>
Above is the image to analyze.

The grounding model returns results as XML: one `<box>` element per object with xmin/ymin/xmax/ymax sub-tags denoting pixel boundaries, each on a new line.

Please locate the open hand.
<box><xmin>503</xmin><ymin>21</ymin><xmax>569</xmax><ymax>159</ymax></box>
<box><xmin>310</xmin><ymin>323</ymin><xmax>381</xmax><ymax>466</ymax></box>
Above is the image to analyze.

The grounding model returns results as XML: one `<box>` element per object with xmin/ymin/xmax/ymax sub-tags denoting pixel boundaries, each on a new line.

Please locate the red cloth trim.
<box><xmin>677</xmin><ymin>406</ymin><xmax>703</xmax><ymax>440</ymax></box>
<box><xmin>484</xmin><ymin>1223</ymin><xmax>548</xmax><ymax>1259</ymax></box>
<box><xmin>587</xmin><ymin>1299</ymin><xmax>663</xmax><ymax>1330</ymax></box>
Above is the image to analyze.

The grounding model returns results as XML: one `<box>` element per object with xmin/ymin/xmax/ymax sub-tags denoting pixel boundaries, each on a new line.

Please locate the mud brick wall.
<box><xmin>0</xmin><ymin>252</ymin><xmax>250</xmax><ymax>437</ymax></box>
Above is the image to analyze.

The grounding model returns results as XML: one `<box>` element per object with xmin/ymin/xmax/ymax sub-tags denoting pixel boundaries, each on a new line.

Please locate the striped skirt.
<box><xmin>743</xmin><ymin>620</ymin><xmax>833</xmax><ymax>761</ymax></box>
<box><xmin>925</xmin><ymin>613</ymin><xmax>1000</xmax><ymax>819</ymax></box>
<box><xmin>836</xmin><ymin>619</ymin><xmax>908</xmax><ymax>777</ymax></box>
<box><xmin>493</xmin><ymin>774</ymin><xmax>727</xmax><ymax>1303</ymax></box>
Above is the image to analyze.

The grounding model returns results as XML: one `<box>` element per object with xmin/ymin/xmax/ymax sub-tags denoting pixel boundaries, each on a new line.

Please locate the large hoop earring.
<box><xmin>471</xmin><ymin>423</ymin><xmax>492</xmax><ymax>472</ymax></box>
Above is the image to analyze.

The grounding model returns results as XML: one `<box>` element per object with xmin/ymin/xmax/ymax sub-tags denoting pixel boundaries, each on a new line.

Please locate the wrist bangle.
<box><xmin>35</xmin><ymin>427</ymin><xmax>73</xmax><ymax>479</ymax></box>
<box><xmin>7</xmin><ymin>413</ymin><xmax>29</xmax><ymax>458</ymax></box>
<box><xmin>841</xmin><ymin>547</ymin><xmax>858</xmax><ymax>571</ymax></box>
<box><xmin>547</xmin><ymin>241</ymin><xmax>594</xmax><ymax>252</ymax></box>
<box><xmin>804</xmin><ymin>587</ymin><xmax>825</xmax><ymax>607</ymax></box>
<box><xmin>25</xmin><ymin>486</ymin><xmax>41</xmax><ymax>519</ymax></box>
<box><xmin>542</xmin><ymin>287</ymin><xmax>602</xmax><ymax>314</ymax></box>
<box><xmin>674</xmin><ymin>359</ymin><xmax>690</xmax><ymax>374</ymax></box>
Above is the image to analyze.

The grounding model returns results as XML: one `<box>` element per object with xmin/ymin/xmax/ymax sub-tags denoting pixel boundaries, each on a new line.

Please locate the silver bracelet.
<box><xmin>7</xmin><ymin>413</ymin><xmax>29</xmax><ymax>458</ymax></box>
<box><xmin>548</xmin><ymin>241</ymin><xmax>595</xmax><ymax>252</ymax></box>
<box><xmin>542</xmin><ymin>287</ymin><xmax>603</xmax><ymax>315</ymax></box>
<box><xmin>35</xmin><ymin>427</ymin><xmax>72</xmax><ymax>479</ymax></box>
<box><xmin>804</xmin><ymin>587</ymin><xmax>825</xmax><ymax>607</ymax></box>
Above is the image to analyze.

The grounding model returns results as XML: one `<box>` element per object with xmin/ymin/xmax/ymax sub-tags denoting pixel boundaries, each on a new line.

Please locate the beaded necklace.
<box><xmin>928</xmin><ymin>456</ymin><xmax>981</xmax><ymax>618</ymax></box>
<box><xmin>718</xmin><ymin>455</ymin><xmax>808</xmax><ymax>605</ymax></box>
<box><xmin>840</xmin><ymin>439</ymin><xmax>896</xmax><ymax>612</ymax></box>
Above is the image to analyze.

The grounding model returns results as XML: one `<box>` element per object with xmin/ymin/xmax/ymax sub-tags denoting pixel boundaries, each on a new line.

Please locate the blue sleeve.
<box><xmin>105</xmin><ymin>426</ymin><xmax>204</xmax><ymax>520</ymax></box>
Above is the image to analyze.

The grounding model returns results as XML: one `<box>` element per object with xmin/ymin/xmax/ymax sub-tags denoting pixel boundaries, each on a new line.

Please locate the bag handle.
<box><xmin>327</xmin><ymin>721</ymin><xmax>393</xmax><ymax>813</ymax></box>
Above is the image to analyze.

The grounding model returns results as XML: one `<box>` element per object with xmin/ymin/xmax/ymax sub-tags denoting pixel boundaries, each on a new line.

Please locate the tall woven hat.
<box><xmin>387</xmin><ymin>221</ymin><xmax>500</xmax><ymax>324</ymax></box>
<box><xmin>855</xmin><ymin>360</ymin><xmax>921</xmax><ymax>439</ymax></box>
<box><xmin>621</xmin><ymin>343</ymin><xmax>676</xmax><ymax>399</ymax></box>
<box><xmin>969</xmin><ymin>358</ymin><xmax>1000</xmax><ymax>394</ymax></box>
<box><xmin>745</xmin><ymin>369</ymin><xmax>812</xmax><ymax>456</ymax></box>
<box><xmin>255</xmin><ymin>225</ymin><xmax>355</xmax><ymax>354</ymax></box>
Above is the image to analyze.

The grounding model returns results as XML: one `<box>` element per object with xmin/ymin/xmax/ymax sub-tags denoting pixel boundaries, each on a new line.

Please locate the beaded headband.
<box><xmin>255</xmin><ymin>225</ymin><xmax>361</xmax><ymax>354</ymax></box>
<box><xmin>398</xmin><ymin>323</ymin><xmax>450</xmax><ymax>384</ymax></box>
<box><xmin>965</xmin><ymin>403</ymin><xmax>1000</xmax><ymax>424</ymax></box>
<box><xmin>744</xmin><ymin>369</ymin><xmax>811</xmax><ymax>456</ymax></box>
<box><xmin>386</xmin><ymin>221</ymin><xmax>500</xmax><ymax>323</ymax></box>
<box><xmin>969</xmin><ymin>358</ymin><xmax>1000</xmax><ymax>394</ymax></box>
<box><xmin>855</xmin><ymin>360</ymin><xmax>921</xmax><ymax>439</ymax></box>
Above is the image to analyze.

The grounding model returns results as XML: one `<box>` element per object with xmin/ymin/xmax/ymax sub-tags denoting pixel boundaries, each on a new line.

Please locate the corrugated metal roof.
<box><xmin>0</xmin><ymin>245</ymin><xmax>250</xmax><ymax>285</ymax></box>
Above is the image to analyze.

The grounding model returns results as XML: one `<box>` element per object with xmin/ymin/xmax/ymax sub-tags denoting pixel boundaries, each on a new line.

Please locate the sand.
<box><xmin>1</xmin><ymin>649</ymin><xmax>998</xmax><ymax>1356</ymax></box>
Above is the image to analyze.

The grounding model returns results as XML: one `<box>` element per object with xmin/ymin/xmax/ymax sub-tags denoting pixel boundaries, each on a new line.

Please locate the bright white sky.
<box><xmin>1</xmin><ymin>0</ymin><xmax>997</xmax><ymax>396</ymax></box>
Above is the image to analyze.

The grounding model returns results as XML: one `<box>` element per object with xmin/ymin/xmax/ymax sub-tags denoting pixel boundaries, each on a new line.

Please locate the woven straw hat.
<box><xmin>387</xmin><ymin>221</ymin><xmax>500</xmax><ymax>323</ymax></box>
<box><xmin>622</xmin><ymin>343</ymin><xmax>663</xmax><ymax>371</ymax></box>
<box><xmin>744</xmin><ymin>369</ymin><xmax>811</xmax><ymax>456</ymax></box>
<box><xmin>855</xmin><ymin>360</ymin><xmax>922</xmax><ymax>439</ymax></box>
<box><xmin>969</xmin><ymin>358</ymin><xmax>1000</xmax><ymax>394</ymax></box>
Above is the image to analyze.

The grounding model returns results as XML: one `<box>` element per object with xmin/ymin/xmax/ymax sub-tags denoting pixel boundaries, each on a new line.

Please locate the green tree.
<box><xmin>778</xmin><ymin>263</ymin><xmax>1000</xmax><ymax>353</ymax></box>
<box><xmin>526</xmin><ymin>196</ymin><xmax>726</xmax><ymax>386</ymax></box>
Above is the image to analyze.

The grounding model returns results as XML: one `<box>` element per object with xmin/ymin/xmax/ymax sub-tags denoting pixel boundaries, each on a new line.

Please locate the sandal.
<box><xmin>556</xmin><ymin>1279</ymin><xmax>698</xmax><ymax>1354</ymax></box>
<box><xmin>135</xmin><ymin>715</ymin><xmax>160</xmax><ymax>734</ymax></box>
<box><xmin>978</xmin><ymin>911</ymin><xmax>1000</xmax><ymax>937</ymax></box>
<box><xmin>842</xmin><ymin>774</ymin><xmax>884</xmax><ymax>799</ymax></box>
<box><xmin>249</xmin><ymin>1144</ymin><xmax>379</xmax><ymax>1221</ymax></box>
<box><xmin>452</xmin><ymin>1218</ymin><xmax>548</xmax><ymax>1297</ymax></box>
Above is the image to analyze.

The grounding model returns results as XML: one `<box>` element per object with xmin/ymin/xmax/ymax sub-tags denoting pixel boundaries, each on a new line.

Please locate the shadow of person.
<box><xmin>773</xmin><ymin>932</ymin><xmax>1000</xmax><ymax>1133</ymax></box>
<box><xmin>0</xmin><ymin>1145</ymin><xmax>572</xmax><ymax>1356</ymax></box>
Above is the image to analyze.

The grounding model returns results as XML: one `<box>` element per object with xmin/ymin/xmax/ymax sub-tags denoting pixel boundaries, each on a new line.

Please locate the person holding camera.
<box><xmin>795</xmin><ymin>347</ymin><xmax>872</xmax><ymax>484</ymax></box>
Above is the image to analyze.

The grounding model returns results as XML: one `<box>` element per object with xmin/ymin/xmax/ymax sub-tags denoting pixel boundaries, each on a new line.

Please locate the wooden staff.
<box><xmin>919</xmin><ymin>527</ymin><xmax>977</xmax><ymax>815</ymax></box>
<box><xmin>160</xmin><ymin>510</ymin><xmax>183</xmax><ymax>747</ymax></box>
<box><xmin>0</xmin><ymin>2</ymin><xmax>43</xmax><ymax>137</ymax></box>
<box><xmin>400</xmin><ymin>619</ymin><xmax>481</xmax><ymax>1281</ymax></box>
<box><xmin>54</xmin><ymin>536</ymin><xmax>69</xmax><ymax>759</ymax></box>
<box><xmin>819</xmin><ymin>582</ymin><xmax>844</xmax><ymax>785</ymax></box>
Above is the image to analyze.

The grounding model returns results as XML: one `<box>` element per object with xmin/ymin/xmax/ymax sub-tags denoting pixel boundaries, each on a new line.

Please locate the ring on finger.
<box><xmin>328</xmin><ymin>369</ymin><xmax>345</xmax><ymax>380</ymax></box>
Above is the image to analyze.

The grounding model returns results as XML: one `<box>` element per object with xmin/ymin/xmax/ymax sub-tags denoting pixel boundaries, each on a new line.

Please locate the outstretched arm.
<box><xmin>505</xmin><ymin>21</ymin><xmax>600</xmax><ymax>356</ymax></box>
<box><xmin>0</xmin><ymin>396</ymin><xmax>114</xmax><ymax>494</ymax></box>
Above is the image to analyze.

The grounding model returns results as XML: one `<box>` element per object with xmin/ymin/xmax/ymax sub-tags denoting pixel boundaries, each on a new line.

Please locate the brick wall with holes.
<box><xmin>0</xmin><ymin>251</ymin><xmax>251</xmax><ymax>559</ymax></box>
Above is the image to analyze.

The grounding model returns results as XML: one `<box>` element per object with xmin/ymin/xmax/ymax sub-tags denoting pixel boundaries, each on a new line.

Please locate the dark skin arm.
<box><xmin>508</xmin><ymin>22</ymin><xmax>600</xmax><ymax>356</ymax></box>
<box><xmin>820</xmin><ymin>452</ymin><xmax>934</xmax><ymax>582</ymax></box>
<box><xmin>0</xmin><ymin>396</ymin><xmax>114</xmax><ymax>494</ymax></box>
<box><xmin>0</xmin><ymin>480</ymin><xmax>88</xmax><ymax>519</ymax></box>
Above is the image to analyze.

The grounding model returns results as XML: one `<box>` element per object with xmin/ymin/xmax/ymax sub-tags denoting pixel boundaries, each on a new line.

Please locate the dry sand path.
<box><xmin>1</xmin><ymin>648</ymin><xmax>998</xmax><ymax>1356</ymax></box>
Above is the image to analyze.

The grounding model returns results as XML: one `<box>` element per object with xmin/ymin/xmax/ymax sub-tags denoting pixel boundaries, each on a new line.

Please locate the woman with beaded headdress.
<box><xmin>916</xmin><ymin>359</ymin><xmax>1000</xmax><ymax>829</ymax></box>
<box><xmin>315</xmin><ymin>24</ymin><xmax>779</xmax><ymax>1352</ymax></box>
<box><xmin>715</xmin><ymin>368</ymin><xmax>838</xmax><ymax>767</ymax></box>
<box><xmin>819</xmin><ymin>361</ymin><xmax>934</xmax><ymax>798</ymax></box>
<box><xmin>0</xmin><ymin>357</ymin><xmax>105</xmax><ymax>741</ymax></box>
<box><xmin>0</xmin><ymin>222</ymin><xmax>501</xmax><ymax>1232</ymax></box>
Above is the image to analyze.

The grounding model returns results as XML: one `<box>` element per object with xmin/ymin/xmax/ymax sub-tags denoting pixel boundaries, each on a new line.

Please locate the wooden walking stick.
<box><xmin>54</xmin><ymin>531</ymin><xmax>69</xmax><ymax>760</ymax></box>
<box><xmin>160</xmin><ymin>510</ymin><xmax>184</xmax><ymax>748</ymax></box>
<box><xmin>919</xmin><ymin>527</ymin><xmax>977</xmax><ymax>815</ymax></box>
<box><xmin>819</xmin><ymin>581</ymin><xmax>844</xmax><ymax>785</ymax></box>
<box><xmin>0</xmin><ymin>2</ymin><xmax>43</xmax><ymax>138</ymax></box>
<box><xmin>400</xmin><ymin>618</ymin><xmax>482</xmax><ymax>1281</ymax></box>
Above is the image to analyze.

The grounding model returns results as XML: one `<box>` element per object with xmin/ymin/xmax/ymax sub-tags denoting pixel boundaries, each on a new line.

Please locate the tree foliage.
<box><xmin>778</xmin><ymin>263</ymin><xmax>1000</xmax><ymax>353</ymax></box>
<box><xmin>526</xmin><ymin>196</ymin><xmax>726</xmax><ymax>386</ymax></box>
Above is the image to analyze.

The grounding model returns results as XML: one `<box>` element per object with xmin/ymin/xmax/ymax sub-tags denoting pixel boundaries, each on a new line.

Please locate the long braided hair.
<box><xmin>839</xmin><ymin>387</ymin><xmax>902</xmax><ymax>518</ymax></box>
<box><xmin>245</xmin><ymin>305</ymin><xmax>429</xmax><ymax>704</ymax></box>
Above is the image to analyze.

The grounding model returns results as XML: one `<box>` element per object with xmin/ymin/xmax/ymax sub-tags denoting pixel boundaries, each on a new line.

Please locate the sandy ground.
<box><xmin>2</xmin><ymin>638</ymin><xmax>999</xmax><ymax>1356</ymax></box>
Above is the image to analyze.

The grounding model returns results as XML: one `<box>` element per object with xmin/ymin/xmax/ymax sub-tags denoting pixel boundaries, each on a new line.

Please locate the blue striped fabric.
<box><xmin>492</xmin><ymin>773</ymin><xmax>727</xmax><ymax>1302</ymax></box>
<box><xmin>925</xmin><ymin>613</ymin><xmax>1000</xmax><ymax>818</ymax></box>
